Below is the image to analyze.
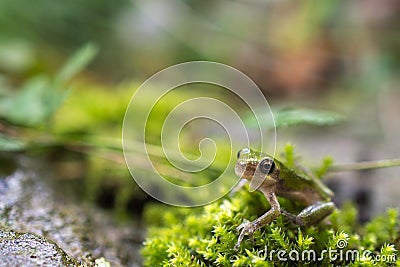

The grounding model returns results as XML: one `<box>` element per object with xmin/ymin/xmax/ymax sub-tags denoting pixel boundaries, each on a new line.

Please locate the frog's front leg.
<box><xmin>229</xmin><ymin>178</ymin><xmax>248</xmax><ymax>196</ymax></box>
<box><xmin>234</xmin><ymin>190</ymin><xmax>280</xmax><ymax>250</ymax></box>
<box><xmin>281</xmin><ymin>201</ymin><xmax>336</xmax><ymax>226</ymax></box>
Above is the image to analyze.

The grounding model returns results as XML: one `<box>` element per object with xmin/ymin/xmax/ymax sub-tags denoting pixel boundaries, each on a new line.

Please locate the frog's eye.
<box><xmin>237</xmin><ymin>148</ymin><xmax>250</xmax><ymax>158</ymax></box>
<box><xmin>259</xmin><ymin>158</ymin><xmax>275</xmax><ymax>174</ymax></box>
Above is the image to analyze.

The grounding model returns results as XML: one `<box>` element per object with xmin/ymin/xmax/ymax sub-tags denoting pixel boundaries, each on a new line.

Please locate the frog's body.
<box><xmin>234</xmin><ymin>148</ymin><xmax>336</xmax><ymax>250</ymax></box>
<box><xmin>270</xmin><ymin>157</ymin><xmax>333</xmax><ymax>205</ymax></box>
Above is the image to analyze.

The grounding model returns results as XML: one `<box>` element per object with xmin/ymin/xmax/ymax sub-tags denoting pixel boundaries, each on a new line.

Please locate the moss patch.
<box><xmin>142</xmin><ymin>189</ymin><xmax>399</xmax><ymax>266</ymax></box>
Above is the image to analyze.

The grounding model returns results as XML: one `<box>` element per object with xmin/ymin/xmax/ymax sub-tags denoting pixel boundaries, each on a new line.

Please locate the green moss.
<box><xmin>141</xmin><ymin>148</ymin><xmax>399</xmax><ymax>266</ymax></box>
<box><xmin>142</xmin><ymin>190</ymin><xmax>399</xmax><ymax>266</ymax></box>
<box><xmin>315</xmin><ymin>156</ymin><xmax>334</xmax><ymax>178</ymax></box>
<box><xmin>283</xmin><ymin>143</ymin><xmax>296</xmax><ymax>168</ymax></box>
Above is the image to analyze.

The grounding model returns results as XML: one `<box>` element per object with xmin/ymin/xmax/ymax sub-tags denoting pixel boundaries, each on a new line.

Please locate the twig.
<box><xmin>329</xmin><ymin>158</ymin><xmax>400</xmax><ymax>172</ymax></box>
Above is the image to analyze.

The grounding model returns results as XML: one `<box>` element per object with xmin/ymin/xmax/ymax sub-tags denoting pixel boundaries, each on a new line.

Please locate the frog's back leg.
<box><xmin>281</xmin><ymin>202</ymin><xmax>336</xmax><ymax>226</ymax></box>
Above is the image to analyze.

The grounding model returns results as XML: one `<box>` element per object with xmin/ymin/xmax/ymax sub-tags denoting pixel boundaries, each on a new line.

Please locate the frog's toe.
<box><xmin>240</xmin><ymin>222</ymin><xmax>256</xmax><ymax>236</ymax></box>
<box><xmin>236</xmin><ymin>219</ymin><xmax>250</xmax><ymax>233</ymax></box>
<box><xmin>234</xmin><ymin>220</ymin><xmax>257</xmax><ymax>250</ymax></box>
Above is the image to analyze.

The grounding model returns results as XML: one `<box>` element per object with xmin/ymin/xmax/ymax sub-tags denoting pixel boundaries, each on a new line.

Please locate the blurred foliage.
<box><xmin>0</xmin><ymin>0</ymin><xmax>128</xmax><ymax>46</ymax></box>
<box><xmin>271</xmin><ymin>108</ymin><xmax>344</xmax><ymax>128</ymax></box>
<box><xmin>0</xmin><ymin>134</ymin><xmax>25</xmax><ymax>152</ymax></box>
<box><xmin>52</xmin><ymin>83</ymin><xmax>132</xmax><ymax>135</ymax></box>
<box><xmin>0</xmin><ymin>0</ymin><xmax>399</xmax><ymax>92</ymax></box>
<box><xmin>0</xmin><ymin>0</ymin><xmax>129</xmax><ymax>78</ymax></box>
<box><xmin>0</xmin><ymin>43</ymin><xmax>97</xmax><ymax>127</ymax></box>
<box><xmin>245</xmin><ymin>107</ymin><xmax>344</xmax><ymax>130</ymax></box>
<box><xmin>0</xmin><ymin>0</ymin><xmax>398</xmax><ymax>238</ymax></box>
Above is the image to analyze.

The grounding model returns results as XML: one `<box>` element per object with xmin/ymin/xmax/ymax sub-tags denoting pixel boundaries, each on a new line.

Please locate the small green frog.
<box><xmin>234</xmin><ymin>148</ymin><xmax>336</xmax><ymax>250</ymax></box>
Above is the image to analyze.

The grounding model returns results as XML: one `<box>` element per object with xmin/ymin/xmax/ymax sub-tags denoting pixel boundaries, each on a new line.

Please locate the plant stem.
<box><xmin>329</xmin><ymin>158</ymin><xmax>400</xmax><ymax>172</ymax></box>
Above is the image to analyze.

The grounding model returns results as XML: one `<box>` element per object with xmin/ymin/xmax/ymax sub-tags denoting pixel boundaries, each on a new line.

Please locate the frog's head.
<box><xmin>235</xmin><ymin>148</ymin><xmax>278</xmax><ymax>188</ymax></box>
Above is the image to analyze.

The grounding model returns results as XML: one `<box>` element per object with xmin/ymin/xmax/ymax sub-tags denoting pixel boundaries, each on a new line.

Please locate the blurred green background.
<box><xmin>0</xmin><ymin>0</ymin><xmax>399</xmax><ymax>260</ymax></box>
<box><xmin>1</xmin><ymin>0</ymin><xmax>400</xmax><ymax>211</ymax></box>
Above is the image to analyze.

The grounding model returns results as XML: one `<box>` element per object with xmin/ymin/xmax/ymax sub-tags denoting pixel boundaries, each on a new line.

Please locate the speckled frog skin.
<box><xmin>234</xmin><ymin>148</ymin><xmax>336</xmax><ymax>250</ymax></box>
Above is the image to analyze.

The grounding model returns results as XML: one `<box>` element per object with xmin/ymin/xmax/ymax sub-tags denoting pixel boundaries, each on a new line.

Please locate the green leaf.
<box><xmin>3</xmin><ymin>76</ymin><xmax>50</xmax><ymax>126</ymax></box>
<box><xmin>273</xmin><ymin>107</ymin><xmax>344</xmax><ymax>128</ymax></box>
<box><xmin>245</xmin><ymin>107</ymin><xmax>344</xmax><ymax>129</ymax></box>
<box><xmin>53</xmin><ymin>43</ymin><xmax>98</xmax><ymax>86</ymax></box>
<box><xmin>0</xmin><ymin>134</ymin><xmax>25</xmax><ymax>151</ymax></box>
<box><xmin>0</xmin><ymin>43</ymin><xmax>97</xmax><ymax>126</ymax></box>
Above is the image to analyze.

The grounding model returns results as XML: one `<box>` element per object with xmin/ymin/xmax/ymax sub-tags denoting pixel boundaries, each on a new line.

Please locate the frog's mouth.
<box><xmin>235</xmin><ymin>161</ymin><xmax>257</xmax><ymax>181</ymax></box>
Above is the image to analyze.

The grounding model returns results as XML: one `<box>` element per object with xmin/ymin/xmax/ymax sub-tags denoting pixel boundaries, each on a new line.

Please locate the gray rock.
<box><xmin>0</xmin><ymin>229</ymin><xmax>77</xmax><ymax>267</ymax></box>
<box><xmin>0</xmin><ymin>155</ymin><xmax>142</xmax><ymax>266</ymax></box>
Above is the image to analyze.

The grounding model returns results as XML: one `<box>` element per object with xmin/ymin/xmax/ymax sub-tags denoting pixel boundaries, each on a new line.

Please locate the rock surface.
<box><xmin>0</xmin><ymin>229</ymin><xmax>77</xmax><ymax>266</ymax></box>
<box><xmin>0</xmin><ymin>154</ymin><xmax>143</xmax><ymax>266</ymax></box>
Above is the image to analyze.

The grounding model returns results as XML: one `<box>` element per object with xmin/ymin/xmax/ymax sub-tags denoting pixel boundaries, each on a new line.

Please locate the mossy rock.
<box><xmin>0</xmin><ymin>229</ymin><xmax>77</xmax><ymax>266</ymax></box>
<box><xmin>142</xmin><ymin>188</ymin><xmax>400</xmax><ymax>266</ymax></box>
